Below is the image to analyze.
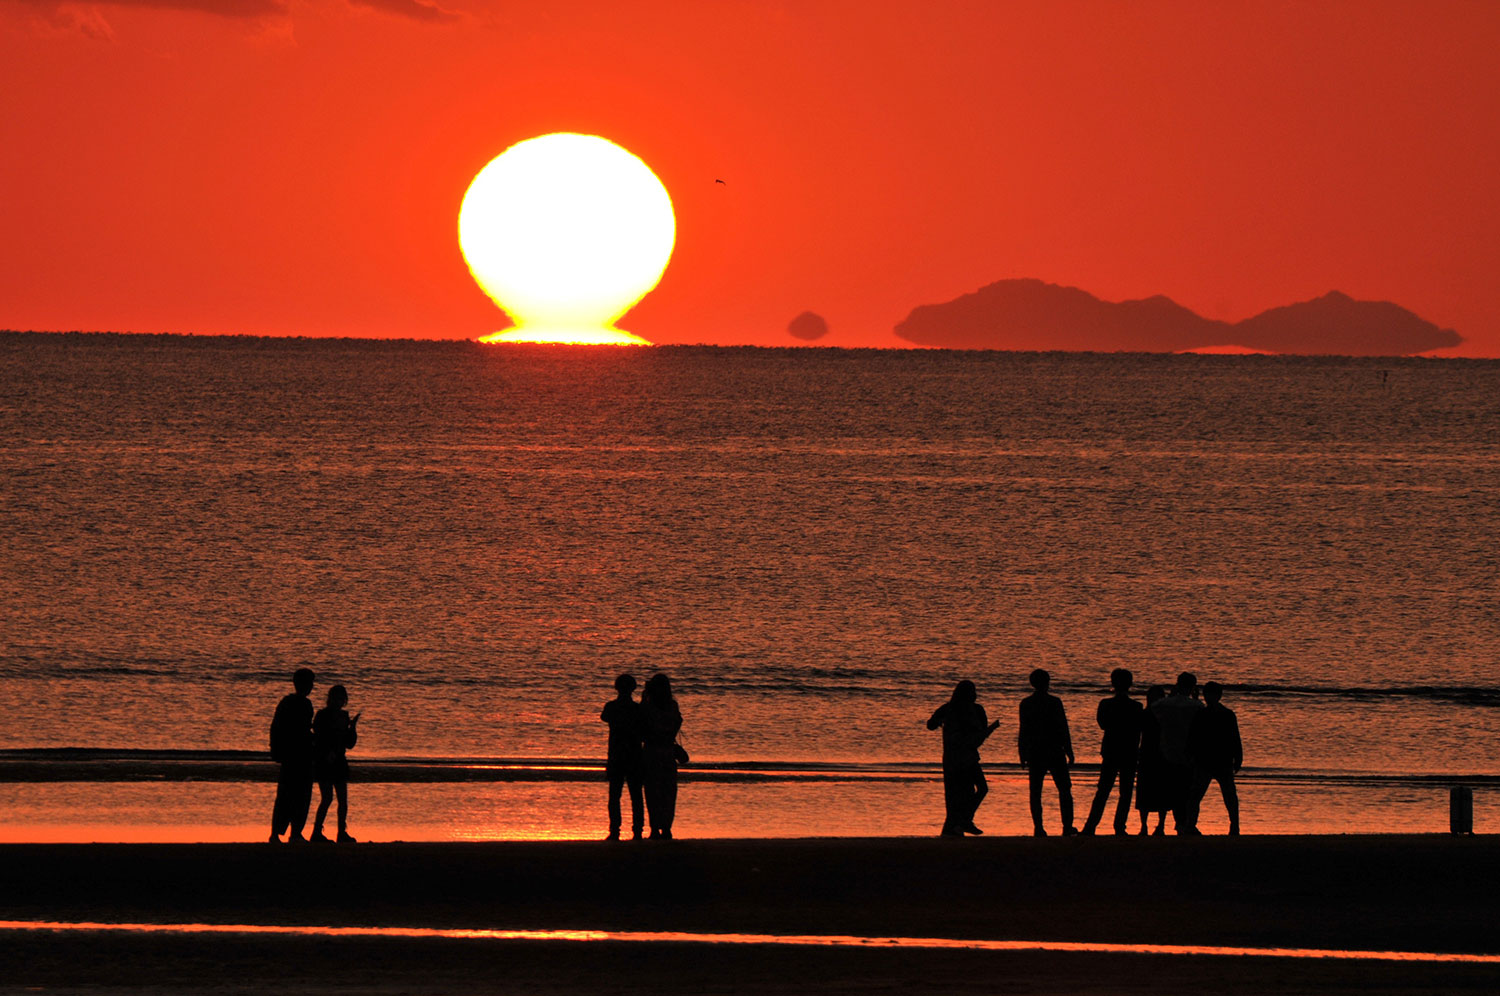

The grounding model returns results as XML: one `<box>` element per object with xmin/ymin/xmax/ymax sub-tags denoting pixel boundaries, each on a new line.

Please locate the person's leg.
<box><xmin>1028</xmin><ymin>765</ymin><xmax>1047</xmax><ymax>834</ymax></box>
<box><xmin>271</xmin><ymin>766</ymin><xmax>291</xmax><ymax>838</ymax></box>
<box><xmin>313</xmin><ymin>779</ymin><xmax>333</xmax><ymax>837</ymax></box>
<box><xmin>289</xmin><ymin>768</ymin><xmax>313</xmax><ymax>839</ymax></box>
<box><xmin>967</xmin><ymin>767</ymin><xmax>988</xmax><ymax>830</ymax></box>
<box><xmin>1180</xmin><ymin>764</ymin><xmax>1203</xmax><ymax>834</ymax></box>
<box><xmin>661</xmin><ymin>770</ymin><xmax>678</xmax><ymax>836</ymax></box>
<box><xmin>1222</xmin><ymin>772</ymin><xmax>1240</xmax><ymax>834</ymax></box>
<box><xmin>607</xmin><ymin>770</ymin><xmax>624</xmax><ymax>836</ymax></box>
<box><xmin>1083</xmin><ymin>763</ymin><xmax>1116</xmax><ymax>833</ymax></box>
<box><xmin>1114</xmin><ymin>757</ymin><xmax>1137</xmax><ymax>833</ymax></box>
<box><xmin>335</xmin><ymin>780</ymin><xmax>348</xmax><ymax>835</ymax></box>
<box><xmin>940</xmin><ymin>764</ymin><xmax>961</xmax><ymax>835</ymax></box>
<box><xmin>1053</xmin><ymin>764</ymin><xmax>1075</xmax><ymax>832</ymax></box>
<box><xmin>642</xmin><ymin>764</ymin><xmax>661</xmax><ymax>836</ymax></box>
<box><xmin>626</xmin><ymin>769</ymin><xmax>644</xmax><ymax>838</ymax></box>
<box><xmin>1153</xmin><ymin>810</ymin><xmax>1165</xmax><ymax>835</ymax></box>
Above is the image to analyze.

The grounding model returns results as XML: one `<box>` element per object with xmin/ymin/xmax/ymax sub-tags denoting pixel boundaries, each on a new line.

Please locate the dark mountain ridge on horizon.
<box><xmin>893</xmin><ymin>279</ymin><xmax>1462</xmax><ymax>356</ymax></box>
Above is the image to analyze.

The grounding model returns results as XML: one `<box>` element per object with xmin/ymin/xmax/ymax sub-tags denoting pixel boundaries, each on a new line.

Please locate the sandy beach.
<box><xmin>3</xmin><ymin>835</ymin><xmax>1497</xmax><ymax>993</ymax></box>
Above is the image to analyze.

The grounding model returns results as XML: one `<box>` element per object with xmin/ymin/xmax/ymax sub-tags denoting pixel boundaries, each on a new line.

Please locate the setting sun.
<box><xmin>458</xmin><ymin>133</ymin><xmax>674</xmax><ymax>345</ymax></box>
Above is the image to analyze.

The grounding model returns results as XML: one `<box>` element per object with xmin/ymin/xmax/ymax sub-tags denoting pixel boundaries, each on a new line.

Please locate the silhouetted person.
<box><xmin>268</xmin><ymin>667</ymin><xmax>316</xmax><ymax>843</ymax></box>
<box><xmin>1082</xmin><ymin>668</ymin><xmax>1143</xmax><ymax>835</ymax></box>
<box><xmin>311</xmin><ymin>684</ymin><xmax>359</xmax><ymax>843</ymax></box>
<box><xmin>1151</xmin><ymin>671</ymin><xmax>1205</xmax><ymax>834</ymax></box>
<box><xmin>927</xmin><ymin>680</ymin><xmax>1001</xmax><ymax>836</ymax></box>
<box><xmin>640</xmin><ymin>673</ymin><xmax>683</xmax><ymax>840</ymax></box>
<box><xmin>601</xmin><ymin>673</ymin><xmax>646</xmax><ymax>841</ymax></box>
<box><xmin>1018</xmin><ymin>668</ymin><xmax>1076</xmax><ymax>836</ymax></box>
<box><xmin>1190</xmin><ymin>681</ymin><xmax>1243</xmax><ymax>835</ymax></box>
<box><xmin>1134</xmin><ymin>684</ymin><xmax>1169</xmax><ymax>835</ymax></box>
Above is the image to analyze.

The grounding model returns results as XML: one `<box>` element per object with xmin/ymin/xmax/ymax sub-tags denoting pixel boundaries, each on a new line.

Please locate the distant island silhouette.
<box><xmin>788</xmin><ymin>311</ymin><xmax>830</xmax><ymax>342</ymax></box>
<box><xmin>893</xmin><ymin>280</ymin><xmax>1461</xmax><ymax>356</ymax></box>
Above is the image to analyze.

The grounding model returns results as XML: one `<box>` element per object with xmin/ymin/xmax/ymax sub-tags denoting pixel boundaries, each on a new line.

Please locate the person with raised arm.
<box><xmin>1018</xmin><ymin>668</ymin><xmax>1077</xmax><ymax>836</ymax></box>
<box><xmin>601</xmin><ymin>673</ymin><xmax>646</xmax><ymax>841</ymax></box>
<box><xmin>927</xmin><ymin>680</ymin><xmax>1001</xmax><ymax>836</ymax></box>
<box><xmin>310</xmin><ymin>684</ymin><xmax>359</xmax><ymax>843</ymax></box>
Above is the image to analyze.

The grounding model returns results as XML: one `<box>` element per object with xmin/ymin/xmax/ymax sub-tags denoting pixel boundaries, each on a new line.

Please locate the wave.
<box><xmin>1</xmin><ymin>749</ymin><xmax>1494</xmax><ymax>787</ymax></box>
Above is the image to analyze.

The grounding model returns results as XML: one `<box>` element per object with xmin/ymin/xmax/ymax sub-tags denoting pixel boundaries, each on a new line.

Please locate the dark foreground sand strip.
<box><xmin>3</xmin><ymin>920</ymin><xmax>1498</xmax><ymax>964</ymax></box>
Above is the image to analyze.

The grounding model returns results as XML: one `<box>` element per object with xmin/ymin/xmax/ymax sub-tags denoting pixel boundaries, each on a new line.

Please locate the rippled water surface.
<box><xmin>2</xmin><ymin>334</ymin><xmax>1498</xmax><ymax>816</ymax></box>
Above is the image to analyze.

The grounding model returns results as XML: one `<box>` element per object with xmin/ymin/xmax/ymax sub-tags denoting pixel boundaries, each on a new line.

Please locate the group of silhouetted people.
<box><xmin>931</xmin><ymin>669</ymin><xmax>1242</xmax><ymax>836</ymax></box>
<box><xmin>268</xmin><ymin>667</ymin><xmax>360</xmax><ymax>843</ymax></box>
<box><xmin>263</xmin><ymin>663</ymin><xmax>1242</xmax><ymax>842</ymax></box>
<box><xmin>601</xmin><ymin>672</ymin><xmax>685</xmax><ymax>839</ymax></box>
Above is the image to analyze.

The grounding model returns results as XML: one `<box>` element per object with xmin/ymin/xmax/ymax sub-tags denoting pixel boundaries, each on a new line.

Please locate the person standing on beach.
<box><xmin>601</xmin><ymin>673</ymin><xmax>646</xmax><ymax>841</ymax></box>
<box><xmin>1190</xmin><ymin>681</ymin><xmax>1243</xmax><ymax>835</ymax></box>
<box><xmin>268</xmin><ymin>666</ymin><xmax>316</xmax><ymax>843</ymax></box>
<box><xmin>1018</xmin><ymin>668</ymin><xmax>1077</xmax><ymax>836</ymax></box>
<box><xmin>1081</xmin><ymin>668</ymin><xmax>1143</xmax><ymax>835</ymax></box>
<box><xmin>1134</xmin><ymin>685</ymin><xmax>1170</xmax><ymax>835</ymax></box>
<box><xmin>1151</xmin><ymin>671</ymin><xmax>1205</xmax><ymax>834</ymax></box>
<box><xmin>640</xmin><ymin>673</ymin><xmax>683</xmax><ymax>840</ymax></box>
<box><xmin>927</xmin><ymin>680</ymin><xmax>1001</xmax><ymax>836</ymax></box>
<box><xmin>311</xmin><ymin>684</ymin><xmax>359</xmax><ymax>843</ymax></box>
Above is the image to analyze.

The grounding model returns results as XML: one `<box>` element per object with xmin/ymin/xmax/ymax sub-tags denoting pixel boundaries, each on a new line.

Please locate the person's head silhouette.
<box><xmin>644</xmin><ymin>672</ymin><xmax>674</xmax><ymax>705</ymax></box>
<box><xmin>951</xmin><ymin>679</ymin><xmax>977</xmax><ymax>705</ymax></box>
<box><xmin>1030</xmin><ymin>668</ymin><xmax>1050</xmax><ymax>692</ymax></box>
<box><xmin>1203</xmin><ymin>681</ymin><xmax>1222</xmax><ymax>705</ymax></box>
<box><xmin>1111</xmin><ymin>668</ymin><xmax>1133</xmax><ymax>693</ymax></box>
<box><xmin>615</xmin><ymin>673</ymin><xmax>637</xmax><ymax>696</ymax></box>
<box><xmin>326</xmin><ymin>684</ymin><xmax>347</xmax><ymax>710</ymax></box>
<box><xmin>1176</xmin><ymin>671</ymin><xmax>1197</xmax><ymax>696</ymax></box>
<box><xmin>293</xmin><ymin>667</ymin><xmax>315</xmax><ymax>697</ymax></box>
<box><xmin>1146</xmin><ymin>684</ymin><xmax>1167</xmax><ymax>706</ymax></box>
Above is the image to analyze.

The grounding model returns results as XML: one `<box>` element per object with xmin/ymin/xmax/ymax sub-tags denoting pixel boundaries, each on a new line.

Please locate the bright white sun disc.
<box><xmin>459</xmin><ymin>133</ymin><xmax>675</xmax><ymax>344</ymax></box>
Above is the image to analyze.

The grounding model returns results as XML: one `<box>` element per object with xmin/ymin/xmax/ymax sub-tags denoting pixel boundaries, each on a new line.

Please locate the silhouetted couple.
<box><xmin>1097</xmin><ymin>671</ymin><xmax>1241</xmax><ymax>835</ymax></box>
<box><xmin>268</xmin><ymin>667</ymin><xmax>360</xmax><ymax>843</ymax></box>
<box><xmin>601</xmin><ymin>672</ymin><xmax>683</xmax><ymax>840</ymax></box>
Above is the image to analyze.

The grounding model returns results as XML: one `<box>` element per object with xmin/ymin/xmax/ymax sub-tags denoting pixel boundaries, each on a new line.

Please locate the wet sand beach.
<box><xmin>3</xmin><ymin>835</ymin><xmax>1497</xmax><ymax>993</ymax></box>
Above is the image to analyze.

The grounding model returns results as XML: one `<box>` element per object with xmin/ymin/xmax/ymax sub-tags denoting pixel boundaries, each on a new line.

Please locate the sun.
<box><xmin>458</xmin><ymin>133</ymin><xmax>675</xmax><ymax>345</ymax></box>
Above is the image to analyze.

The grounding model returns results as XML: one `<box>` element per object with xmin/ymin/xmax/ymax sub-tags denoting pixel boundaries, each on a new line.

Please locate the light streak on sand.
<box><xmin>1</xmin><ymin>921</ymin><xmax>1497</xmax><ymax>963</ymax></box>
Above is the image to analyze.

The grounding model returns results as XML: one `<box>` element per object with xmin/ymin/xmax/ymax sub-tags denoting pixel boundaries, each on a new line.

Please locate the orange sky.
<box><xmin>3</xmin><ymin>0</ymin><xmax>1497</xmax><ymax>352</ymax></box>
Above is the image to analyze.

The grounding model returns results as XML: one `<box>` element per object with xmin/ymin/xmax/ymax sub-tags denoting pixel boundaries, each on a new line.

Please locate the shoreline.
<box><xmin>4</xmin><ymin>836</ymin><xmax>1498</xmax><ymax>994</ymax></box>
<box><xmin>3</xmin><ymin>835</ymin><xmax>1495</xmax><ymax>949</ymax></box>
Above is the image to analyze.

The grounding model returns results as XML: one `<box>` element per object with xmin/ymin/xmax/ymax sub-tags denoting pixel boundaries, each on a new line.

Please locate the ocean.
<box><xmin>2</xmin><ymin>332</ymin><xmax>1497</xmax><ymax>840</ymax></box>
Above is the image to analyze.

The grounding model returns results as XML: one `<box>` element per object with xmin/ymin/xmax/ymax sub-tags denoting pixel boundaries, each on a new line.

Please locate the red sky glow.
<box><xmin>2</xmin><ymin>0</ymin><xmax>1497</xmax><ymax>352</ymax></box>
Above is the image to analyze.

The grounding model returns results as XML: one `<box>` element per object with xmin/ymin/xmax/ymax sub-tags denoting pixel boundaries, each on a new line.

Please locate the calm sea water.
<box><xmin>2</xmin><ymin>333</ymin><xmax>1497</xmax><ymax>838</ymax></box>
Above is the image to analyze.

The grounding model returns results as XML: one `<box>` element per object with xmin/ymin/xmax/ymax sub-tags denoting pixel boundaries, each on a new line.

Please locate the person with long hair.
<box><xmin>927</xmin><ymin>680</ymin><xmax>1000</xmax><ymax>836</ymax></box>
<box><xmin>311</xmin><ymin>684</ymin><xmax>359</xmax><ymax>843</ymax></box>
<box><xmin>639</xmin><ymin>673</ymin><xmax>683</xmax><ymax>839</ymax></box>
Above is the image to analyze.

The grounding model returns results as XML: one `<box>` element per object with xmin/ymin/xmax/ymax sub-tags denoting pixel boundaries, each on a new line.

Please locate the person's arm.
<box><xmin>601</xmin><ymin>702</ymin><xmax>612</xmax><ymax>724</ymax></box>
<box><xmin>1016</xmin><ymin>703</ymin><xmax>1028</xmax><ymax>765</ymax></box>
<box><xmin>1230</xmin><ymin>713</ymin><xmax>1243</xmax><ymax>772</ymax></box>
<box><xmin>926</xmin><ymin>704</ymin><xmax>946</xmax><ymax>731</ymax></box>
<box><xmin>346</xmin><ymin>714</ymin><xmax>359</xmax><ymax>750</ymax></box>
<box><xmin>1059</xmin><ymin>701</ymin><xmax>1074</xmax><ymax>765</ymax></box>
<box><xmin>974</xmin><ymin>706</ymin><xmax>998</xmax><ymax>746</ymax></box>
<box><xmin>1097</xmin><ymin>699</ymin><xmax>1108</xmax><ymax>731</ymax></box>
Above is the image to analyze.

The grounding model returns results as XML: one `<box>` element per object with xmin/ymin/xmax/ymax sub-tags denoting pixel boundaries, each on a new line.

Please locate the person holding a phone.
<box><xmin>311</xmin><ymin>683</ymin><xmax>359</xmax><ymax>843</ymax></box>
